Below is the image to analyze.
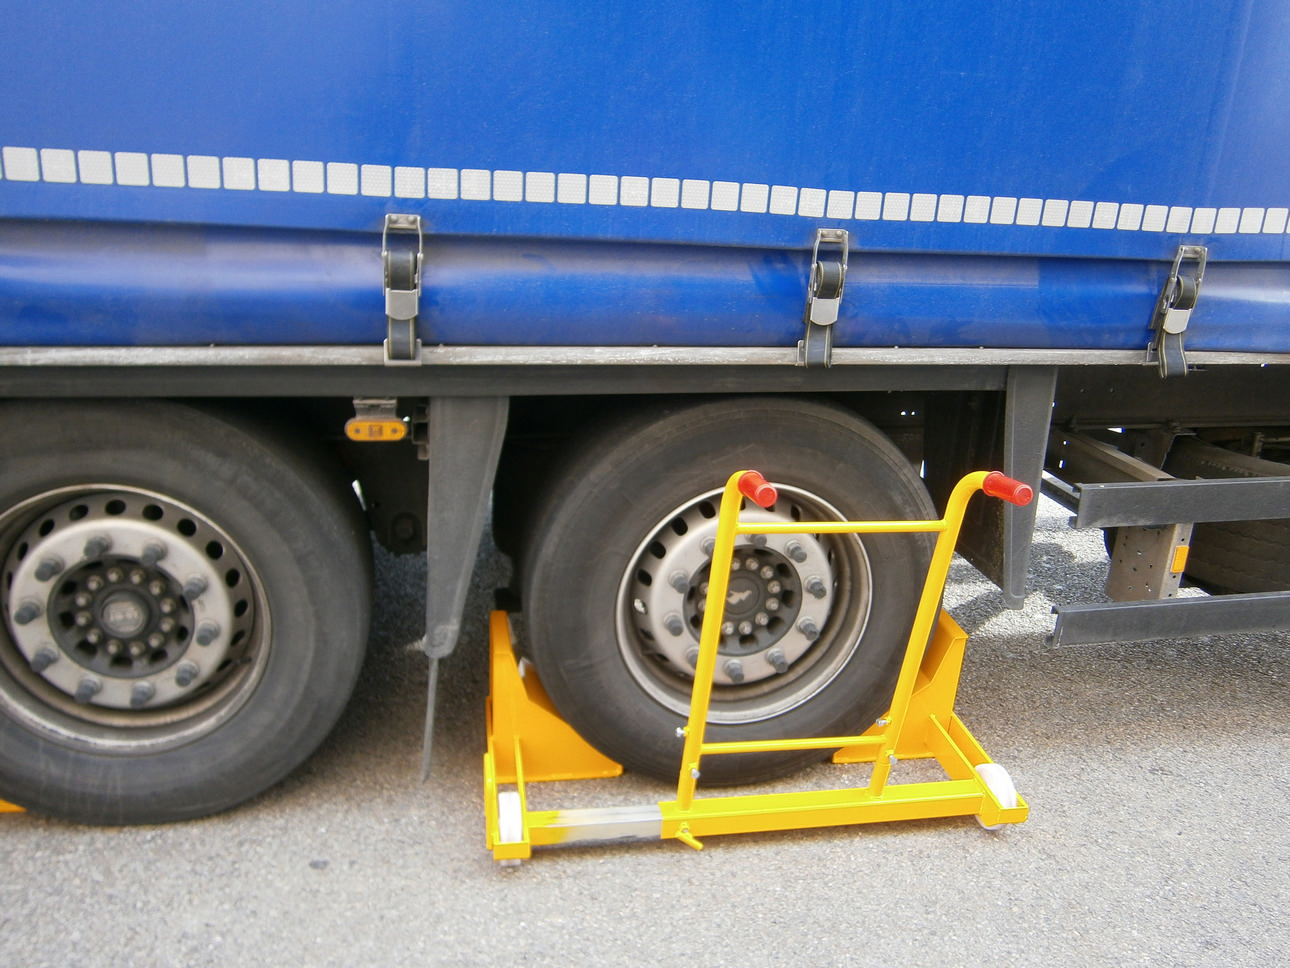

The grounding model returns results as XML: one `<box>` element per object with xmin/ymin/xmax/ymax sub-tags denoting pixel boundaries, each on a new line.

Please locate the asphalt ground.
<box><xmin>2</xmin><ymin>496</ymin><xmax>1287</xmax><ymax>967</ymax></box>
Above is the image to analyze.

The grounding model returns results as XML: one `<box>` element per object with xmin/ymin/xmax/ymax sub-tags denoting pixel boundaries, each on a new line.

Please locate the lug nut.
<box><xmin>141</xmin><ymin>542</ymin><xmax>167</xmax><ymax>567</ymax></box>
<box><xmin>701</xmin><ymin>537</ymin><xmax>715</xmax><ymax>556</ymax></box>
<box><xmin>743</xmin><ymin>557</ymin><xmax>759</xmax><ymax>571</ymax></box>
<box><xmin>751</xmin><ymin>534</ymin><xmax>767</xmax><ymax>548</ymax></box>
<box><xmin>159</xmin><ymin>598</ymin><xmax>177</xmax><ymax>615</ymax></box>
<box><xmin>737</xmin><ymin>620</ymin><xmax>753</xmax><ymax>636</ymax></box>
<box><xmin>13</xmin><ymin>600</ymin><xmax>43</xmax><ymax>625</ymax></box>
<box><xmin>127</xmin><ymin>640</ymin><xmax>145</xmax><ymax>658</ymax></box>
<box><xmin>105</xmin><ymin>639</ymin><xmax>122</xmax><ymax>656</ymax></box>
<box><xmin>798</xmin><ymin>617</ymin><xmax>820</xmax><ymax>641</ymax></box>
<box><xmin>129</xmin><ymin>681</ymin><xmax>156</xmax><ymax>709</ymax></box>
<box><xmin>30</xmin><ymin>648</ymin><xmax>59</xmax><ymax>673</ymax></box>
<box><xmin>721</xmin><ymin>622</ymin><xmax>736</xmax><ymax>637</ymax></box>
<box><xmin>668</xmin><ymin>571</ymin><xmax>690</xmax><ymax>593</ymax></box>
<box><xmin>662</xmin><ymin>614</ymin><xmax>684</xmax><ymax>637</ymax></box>
<box><xmin>74</xmin><ymin>611</ymin><xmax>93</xmax><ymax>628</ymax></box>
<box><xmin>696</xmin><ymin>598</ymin><xmax>706</xmax><ymax>613</ymax></box>
<box><xmin>766</xmin><ymin>598</ymin><xmax>781</xmax><ymax>612</ymax></box>
<box><xmin>129</xmin><ymin>569</ymin><xmax>146</xmax><ymax>585</ymax></box>
<box><xmin>105</xmin><ymin>567</ymin><xmax>124</xmax><ymax>584</ymax></box>
<box><xmin>174</xmin><ymin>662</ymin><xmax>200</xmax><ymax>688</ymax></box>
<box><xmin>147</xmin><ymin>632</ymin><xmax>166</xmax><ymax>649</ymax></box>
<box><xmin>754</xmin><ymin>611</ymin><xmax>770</xmax><ymax>627</ymax></box>
<box><xmin>83</xmin><ymin>535</ymin><xmax>113</xmax><ymax>559</ymax></box>
<box><xmin>182</xmin><ymin>577</ymin><xmax>208</xmax><ymax>601</ymax></box>
<box><xmin>74</xmin><ymin>677</ymin><xmax>102</xmax><ymax>703</ymax></box>
<box><xmin>159</xmin><ymin>617</ymin><xmax>176</xmax><ymax>634</ymax></box>
<box><xmin>148</xmin><ymin>579</ymin><xmax>166</xmax><ymax>597</ymax></box>
<box><xmin>685</xmin><ymin>646</ymin><xmax>700</xmax><ymax>669</ymax></box>
<box><xmin>195</xmin><ymin>622</ymin><xmax>221</xmax><ymax>646</ymax></box>
<box><xmin>767</xmin><ymin>580</ymin><xmax>783</xmax><ymax>595</ymax></box>
<box><xmin>805</xmin><ymin>576</ymin><xmax>828</xmax><ymax>599</ymax></box>
<box><xmin>34</xmin><ymin>557</ymin><xmax>65</xmax><ymax>582</ymax></box>
<box><xmin>85</xmin><ymin>575</ymin><xmax>105</xmax><ymax>592</ymax></box>
<box><xmin>785</xmin><ymin>540</ymin><xmax>808</xmax><ymax>563</ymax></box>
<box><xmin>760</xmin><ymin>566</ymin><xmax>775</xmax><ymax>580</ymax></box>
<box><xmin>74</xmin><ymin>592</ymin><xmax>92</xmax><ymax>608</ymax></box>
<box><xmin>85</xmin><ymin>629</ymin><xmax>103</xmax><ymax>646</ymax></box>
<box><xmin>730</xmin><ymin>559</ymin><xmax>742</xmax><ymax>572</ymax></box>
<box><xmin>723</xmin><ymin>659</ymin><xmax>745</xmax><ymax>683</ymax></box>
<box><xmin>766</xmin><ymin>648</ymin><xmax>789</xmax><ymax>674</ymax></box>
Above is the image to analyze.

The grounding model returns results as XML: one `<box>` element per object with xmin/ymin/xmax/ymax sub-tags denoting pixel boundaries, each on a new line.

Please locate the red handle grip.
<box><xmin>737</xmin><ymin>470</ymin><xmax>778</xmax><ymax>508</ymax></box>
<box><xmin>982</xmin><ymin>471</ymin><xmax>1034</xmax><ymax>506</ymax></box>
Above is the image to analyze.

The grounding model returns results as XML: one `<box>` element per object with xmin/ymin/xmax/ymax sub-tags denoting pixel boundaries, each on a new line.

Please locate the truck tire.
<box><xmin>521</xmin><ymin>398</ymin><xmax>935</xmax><ymax>784</ymax></box>
<box><xmin>0</xmin><ymin>401</ymin><xmax>371</xmax><ymax>824</ymax></box>
<box><xmin>1164</xmin><ymin>435</ymin><xmax>1290</xmax><ymax>594</ymax></box>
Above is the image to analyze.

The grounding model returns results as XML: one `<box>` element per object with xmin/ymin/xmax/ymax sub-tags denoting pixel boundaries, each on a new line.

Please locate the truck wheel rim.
<box><xmin>0</xmin><ymin>487</ymin><xmax>269</xmax><ymax>751</ymax></box>
<box><xmin>616</xmin><ymin>485</ymin><xmax>872</xmax><ymax>723</ymax></box>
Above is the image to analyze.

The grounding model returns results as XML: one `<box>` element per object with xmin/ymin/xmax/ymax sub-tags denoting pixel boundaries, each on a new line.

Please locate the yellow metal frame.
<box><xmin>485</xmin><ymin>470</ymin><xmax>1030</xmax><ymax>862</ymax></box>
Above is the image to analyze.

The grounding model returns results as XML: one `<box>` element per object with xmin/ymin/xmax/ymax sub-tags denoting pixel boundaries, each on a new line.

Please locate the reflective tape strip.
<box><xmin>3</xmin><ymin>143</ymin><xmax>1289</xmax><ymax>235</ymax></box>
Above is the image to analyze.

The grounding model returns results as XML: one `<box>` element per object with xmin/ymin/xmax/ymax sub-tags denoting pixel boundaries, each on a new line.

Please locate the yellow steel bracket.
<box><xmin>485</xmin><ymin>469</ymin><xmax>1034</xmax><ymax>863</ymax></box>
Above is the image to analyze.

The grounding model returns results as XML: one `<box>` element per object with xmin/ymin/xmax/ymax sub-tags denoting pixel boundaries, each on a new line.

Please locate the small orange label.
<box><xmin>1170</xmin><ymin>544</ymin><xmax>1190</xmax><ymax>574</ymax></box>
<box><xmin>345</xmin><ymin>418</ymin><xmax>408</xmax><ymax>442</ymax></box>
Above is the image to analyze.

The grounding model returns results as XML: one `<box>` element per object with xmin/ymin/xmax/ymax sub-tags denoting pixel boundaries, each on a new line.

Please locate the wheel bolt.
<box><xmin>128</xmin><ymin>640</ymin><xmax>145</xmax><ymax>658</ymax></box>
<box><xmin>85</xmin><ymin>629</ymin><xmax>103</xmax><ymax>645</ymax></box>
<box><xmin>182</xmin><ymin>577</ymin><xmax>208</xmax><ymax>601</ymax></box>
<box><xmin>668</xmin><ymin>571</ymin><xmax>690</xmax><ymax>593</ymax></box>
<box><xmin>195</xmin><ymin>621</ymin><xmax>221</xmax><ymax>646</ymax></box>
<box><xmin>805</xmin><ymin>576</ymin><xmax>828</xmax><ymax>599</ymax></box>
<box><xmin>721</xmin><ymin>621</ymin><xmax>736</xmax><ymax>637</ymax></box>
<box><xmin>743</xmin><ymin>557</ymin><xmax>759</xmax><ymax>571</ymax></box>
<box><xmin>760</xmin><ymin>566</ymin><xmax>775</xmax><ymax>580</ymax></box>
<box><xmin>129</xmin><ymin>682</ymin><xmax>155</xmax><ymax>709</ymax></box>
<box><xmin>766</xmin><ymin>598</ymin><xmax>781</xmax><ymax>612</ymax></box>
<box><xmin>701</xmin><ymin>537</ymin><xmax>715</xmax><ymax>556</ymax></box>
<box><xmin>730</xmin><ymin>559</ymin><xmax>741</xmax><ymax>572</ymax></box>
<box><xmin>175</xmin><ymin>662</ymin><xmax>200</xmax><ymax>688</ymax></box>
<box><xmin>74</xmin><ymin>677</ymin><xmax>102</xmax><ymax>703</ymax></box>
<box><xmin>85</xmin><ymin>575</ymin><xmax>105</xmax><ymax>592</ymax></box>
<box><xmin>751</xmin><ymin>534</ymin><xmax>767</xmax><ymax>548</ymax></box>
<box><xmin>798</xmin><ymin>617</ymin><xmax>820</xmax><ymax>641</ymax></box>
<box><xmin>737</xmin><ymin>620</ymin><xmax>753</xmax><ymax>636</ymax></box>
<box><xmin>685</xmin><ymin>646</ymin><xmax>700</xmax><ymax>669</ymax></box>
<box><xmin>105</xmin><ymin>567</ymin><xmax>124</xmax><ymax>584</ymax></box>
<box><xmin>767</xmin><ymin>580</ymin><xmax>783</xmax><ymax>595</ymax></box>
<box><xmin>159</xmin><ymin>598</ymin><xmax>177</xmax><ymax>615</ymax></box>
<box><xmin>785</xmin><ymin>540</ymin><xmax>808</xmax><ymax>563</ymax></box>
<box><xmin>74</xmin><ymin>592</ymin><xmax>92</xmax><ymax>608</ymax></box>
<box><xmin>766</xmin><ymin>648</ymin><xmax>789</xmax><ymax>674</ymax></box>
<box><xmin>13</xmin><ymin>600</ymin><xmax>43</xmax><ymax>625</ymax></box>
<box><xmin>74</xmin><ymin>611</ymin><xmax>93</xmax><ymax>628</ymax></box>
<box><xmin>83</xmin><ymin>535</ymin><xmax>112</xmax><ymax>559</ymax></box>
<box><xmin>696</xmin><ymin>598</ymin><xmax>706</xmax><ymax>613</ymax></box>
<box><xmin>662</xmin><ymin>614</ymin><xmax>684</xmax><ymax>637</ymax></box>
<box><xmin>754</xmin><ymin>611</ymin><xmax>770</xmax><ymax>627</ymax></box>
<box><xmin>129</xmin><ymin>569</ymin><xmax>146</xmax><ymax>585</ymax></box>
<box><xmin>723</xmin><ymin>659</ymin><xmax>745</xmax><ymax>683</ymax></box>
<box><xmin>159</xmin><ymin>617</ymin><xmax>176</xmax><ymax>633</ymax></box>
<box><xmin>147</xmin><ymin>632</ymin><xmax>166</xmax><ymax>649</ymax></box>
<box><xmin>105</xmin><ymin>639</ymin><xmax>122</xmax><ymax>656</ymax></box>
<box><xmin>141</xmin><ymin>542</ymin><xmax>167</xmax><ymax>567</ymax></box>
<box><xmin>148</xmin><ymin>579</ymin><xmax>166</xmax><ymax>597</ymax></box>
<box><xmin>34</xmin><ymin>557</ymin><xmax>65</xmax><ymax>582</ymax></box>
<box><xmin>30</xmin><ymin>648</ymin><xmax>59</xmax><ymax>673</ymax></box>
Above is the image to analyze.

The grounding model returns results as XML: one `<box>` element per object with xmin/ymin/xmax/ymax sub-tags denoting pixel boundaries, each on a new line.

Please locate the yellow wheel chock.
<box><xmin>485</xmin><ymin>469</ymin><xmax>1034</xmax><ymax>863</ymax></box>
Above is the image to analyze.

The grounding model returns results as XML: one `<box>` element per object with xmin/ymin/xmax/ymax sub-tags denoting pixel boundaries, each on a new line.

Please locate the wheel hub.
<box><xmin>625</xmin><ymin>492</ymin><xmax>838</xmax><ymax>689</ymax></box>
<box><xmin>2</xmin><ymin>491</ymin><xmax>257</xmax><ymax>714</ymax></box>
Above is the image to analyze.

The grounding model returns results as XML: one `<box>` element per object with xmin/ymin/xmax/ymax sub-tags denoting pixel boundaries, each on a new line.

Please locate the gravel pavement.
<box><xmin>1</xmin><ymin>497</ymin><xmax>1286</xmax><ymax>967</ymax></box>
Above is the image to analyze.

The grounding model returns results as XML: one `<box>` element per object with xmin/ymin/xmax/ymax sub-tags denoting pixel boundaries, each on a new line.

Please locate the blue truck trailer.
<box><xmin>3</xmin><ymin>0</ymin><xmax>1290</xmax><ymax>824</ymax></box>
